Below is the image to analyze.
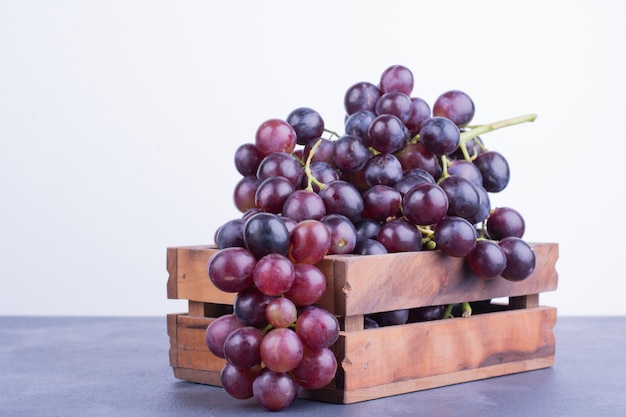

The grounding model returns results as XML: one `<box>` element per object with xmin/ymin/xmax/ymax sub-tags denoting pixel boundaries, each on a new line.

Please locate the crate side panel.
<box><xmin>340</xmin><ymin>306</ymin><xmax>556</xmax><ymax>391</ymax></box>
<box><xmin>337</xmin><ymin>243</ymin><xmax>558</xmax><ymax>315</ymax></box>
<box><xmin>176</xmin><ymin>315</ymin><xmax>226</xmax><ymax>373</ymax></box>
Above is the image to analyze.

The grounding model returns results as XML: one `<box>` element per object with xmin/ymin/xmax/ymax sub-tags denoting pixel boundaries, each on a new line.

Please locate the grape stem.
<box><xmin>323</xmin><ymin>128</ymin><xmax>341</xmax><ymax>139</ymax></box>
<box><xmin>304</xmin><ymin>138</ymin><xmax>326</xmax><ymax>192</ymax></box>
<box><xmin>442</xmin><ymin>302</ymin><xmax>473</xmax><ymax>318</ymax></box>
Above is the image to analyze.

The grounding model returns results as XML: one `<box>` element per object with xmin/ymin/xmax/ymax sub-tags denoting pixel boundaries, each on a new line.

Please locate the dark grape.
<box><xmin>370</xmin><ymin>309</ymin><xmax>409</xmax><ymax>326</ymax></box>
<box><xmin>466</xmin><ymin>239</ymin><xmax>507</xmax><ymax>280</ymax></box>
<box><xmin>223</xmin><ymin>326</ymin><xmax>264</xmax><ymax>368</ymax></box>
<box><xmin>284</xmin><ymin>263</ymin><xmax>327</xmax><ymax>307</ymax></box>
<box><xmin>205</xmin><ymin>314</ymin><xmax>244</xmax><ymax>359</ymax></box>
<box><xmin>321</xmin><ymin>214</ymin><xmax>357</xmax><ymax>254</ymax></box>
<box><xmin>355</xmin><ymin>218</ymin><xmax>382</xmax><ymax>243</ymax></box>
<box><xmin>355</xmin><ymin>238</ymin><xmax>388</xmax><ymax>255</ymax></box>
<box><xmin>368</xmin><ymin>114</ymin><xmax>409</xmax><ymax>154</ymax></box>
<box><xmin>302</xmin><ymin>161</ymin><xmax>339</xmax><ymax>192</ymax></box>
<box><xmin>344</xmin><ymin>81</ymin><xmax>381</xmax><ymax>115</ymax></box>
<box><xmin>253</xmin><ymin>253</ymin><xmax>295</xmax><ymax>296</ymax></box>
<box><xmin>375</xmin><ymin>92</ymin><xmax>413</xmax><ymax>123</ymax></box>
<box><xmin>408</xmin><ymin>305</ymin><xmax>444</xmax><ymax>322</ymax></box>
<box><xmin>255</xmin><ymin>176</ymin><xmax>294</xmax><ymax>214</ymax></box>
<box><xmin>295</xmin><ymin>306</ymin><xmax>340</xmax><ymax>349</ymax></box>
<box><xmin>215</xmin><ymin>218</ymin><xmax>245</xmax><ymax>249</ymax></box>
<box><xmin>379</xmin><ymin>64</ymin><xmax>414</xmax><ymax>95</ymax></box>
<box><xmin>447</xmin><ymin>160</ymin><xmax>483</xmax><ymax>187</ymax></box>
<box><xmin>433</xmin><ymin>90</ymin><xmax>475</xmax><ymax>128</ymax></box>
<box><xmin>499</xmin><ymin>237</ymin><xmax>536</xmax><ymax>281</ymax></box>
<box><xmin>233</xmin><ymin>176</ymin><xmax>260</xmax><ymax>213</ymax></box>
<box><xmin>256</xmin><ymin>151</ymin><xmax>303</xmax><ymax>187</ymax></box>
<box><xmin>233</xmin><ymin>286</ymin><xmax>274</xmax><ymax>328</ymax></box>
<box><xmin>465</xmin><ymin>185</ymin><xmax>491</xmax><ymax>225</ymax></box>
<box><xmin>420</xmin><ymin>116</ymin><xmax>461</xmax><ymax>156</ymax></box>
<box><xmin>402</xmin><ymin>182</ymin><xmax>449</xmax><ymax>226</ymax></box>
<box><xmin>286</xmin><ymin>107</ymin><xmax>324</xmax><ymax>146</ymax></box>
<box><xmin>252</xmin><ymin>368</ymin><xmax>299</xmax><ymax>411</ymax></box>
<box><xmin>303</xmin><ymin>138</ymin><xmax>335</xmax><ymax>165</ymax></box>
<box><xmin>473</xmin><ymin>151</ymin><xmax>510</xmax><ymax>192</ymax></box>
<box><xmin>439</xmin><ymin>175</ymin><xmax>480</xmax><ymax>219</ymax></box>
<box><xmin>288</xmin><ymin>219</ymin><xmax>331</xmax><ymax>264</ymax></box>
<box><xmin>362</xmin><ymin>184</ymin><xmax>402</xmax><ymax>222</ymax></box>
<box><xmin>292</xmin><ymin>347</ymin><xmax>338</xmax><ymax>390</ymax></box>
<box><xmin>282</xmin><ymin>190</ymin><xmax>326</xmax><ymax>222</ymax></box>
<box><xmin>344</xmin><ymin>110</ymin><xmax>376</xmax><ymax>145</ymax></box>
<box><xmin>207</xmin><ymin>247</ymin><xmax>256</xmax><ymax>293</ymax></box>
<box><xmin>405</xmin><ymin>97</ymin><xmax>431</xmax><ymax>135</ymax></box>
<box><xmin>255</xmin><ymin>119</ymin><xmax>297</xmax><ymax>156</ymax></box>
<box><xmin>363</xmin><ymin>153</ymin><xmax>403</xmax><ymax>187</ymax></box>
<box><xmin>243</xmin><ymin>212</ymin><xmax>290</xmax><ymax>259</ymax></box>
<box><xmin>260</xmin><ymin>328</ymin><xmax>304</xmax><ymax>372</ymax></box>
<box><xmin>486</xmin><ymin>207</ymin><xmax>526</xmax><ymax>239</ymax></box>
<box><xmin>234</xmin><ymin>143</ymin><xmax>263</xmax><ymax>177</ymax></box>
<box><xmin>434</xmin><ymin>216</ymin><xmax>477</xmax><ymax>257</ymax></box>
<box><xmin>377</xmin><ymin>218</ymin><xmax>422</xmax><ymax>253</ymax></box>
<box><xmin>318</xmin><ymin>180</ymin><xmax>364</xmax><ymax>222</ymax></box>
<box><xmin>220</xmin><ymin>363</ymin><xmax>262</xmax><ymax>400</ymax></box>
<box><xmin>394</xmin><ymin>142</ymin><xmax>442</xmax><ymax>179</ymax></box>
<box><xmin>332</xmin><ymin>134</ymin><xmax>371</xmax><ymax>173</ymax></box>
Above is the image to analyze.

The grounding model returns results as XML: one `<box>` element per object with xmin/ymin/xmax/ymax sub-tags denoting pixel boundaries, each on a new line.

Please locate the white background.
<box><xmin>1</xmin><ymin>1</ymin><xmax>624</xmax><ymax>316</ymax></box>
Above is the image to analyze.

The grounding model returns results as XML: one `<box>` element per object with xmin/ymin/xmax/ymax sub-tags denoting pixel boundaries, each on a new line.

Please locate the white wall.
<box><xmin>1</xmin><ymin>1</ymin><xmax>624</xmax><ymax>316</ymax></box>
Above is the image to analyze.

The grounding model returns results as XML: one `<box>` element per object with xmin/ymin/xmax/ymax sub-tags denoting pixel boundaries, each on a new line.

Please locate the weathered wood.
<box><xmin>509</xmin><ymin>294</ymin><xmax>540</xmax><ymax>309</ymax></box>
<box><xmin>169</xmin><ymin>314</ymin><xmax>226</xmax><ymax>372</ymax></box>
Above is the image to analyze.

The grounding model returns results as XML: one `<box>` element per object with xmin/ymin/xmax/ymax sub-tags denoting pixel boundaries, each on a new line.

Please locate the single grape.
<box><xmin>252</xmin><ymin>368</ymin><xmax>299</xmax><ymax>411</ymax></box>
<box><xmin>393</xmin><ymin>171</ymin><xmax>435</xmax><ymax>196</ymax></box>
<box><xmin>332</xmin><ymin>134</ymin><xmax>371</xmax><ymax>173</ymax></box>
<box><xmin>447</xmin><ymin>160</ymin><xmax>483</xmax><ymax>187</ymax></box>
<box><xmin>284</xmin><ymin>263</ymin><xmax>327</xmax><ymax>307</ymax></box>
<box><xmin>394</xmin><ymin>142</ymin><xmax>442</xmax><ymax>180</ymax></box>
<box><xmin>402</xmin><ymin>182</ymin><xmax>449</xmax><ymax>226</ymax></box>
<box><xmin>282</xmin><ymin>190</ymin><xmax>327</xmax><ymax>223</ymax></box>
<box><xmin>292</xmin><ymin>346</ymin><xmax>337</xmax><ymax>390</ymax></box>
<box><xmin>233</xmin><ymin>176</ymin><xmax>261</xmax><ymax>213</ymax></box>
<box><xmin>234</xmin><ymin>143</ymin><xmax>263</xmax><ymax>177</ymax></box>
<box><xmin>368</xmin><ymin>114</ymin><xmax>409</xmax><ymax>154</ymax></box>
<box><xmin>207</xmin><ymin>247</ymin><xmax>257</xmax><ymax>293</ymax></box>
<box><xmin>375</xmin><ymin>92</ymin><xmax>413</xmax><ymax>123</ymax></box>
<box><xmin>355</xmin><ymin>238</ymin><xmax>388</xmax><ymax>255</ymax></box>
<box><xmin>408</xmin><ymin>305</ymin><xmax>444</xmax><ymax>322</ymax></box>
<box><xmin>379</xmin><ymin>64</ymin><xmax>414</xmax><ymax>95</ymax></box>
<box><xmin>363</xmin><ymin>153</ymin><xmax>403</xmax><ymax>187</ymax></box>
<box><xmin>370</xmin><ymin>309</ymin><xmax>409</xmax><ymax>327</ymax></box>
<box><xmin>295</xmin><ymin>306</ymin><xmax>340</xmax><ymax>349</ymax></box>
<box><xmin>362</xmin><ymin>184</ymin><xmax>402</xmax><ymax>222</ymax></box>
<box><xmin>288</xmin><ymin>219</ymin><xmax>331</xmax><ymax>264</ymax></box>
<box><xmin>466</xmin><ymin>239</ymin><xmax>507</xmax><ymax>280</ymax></box>
<box><xmin>205</xmin><ymin>314</ymin><xmax>244</xmax><ymax>359</ymax></box>
<box><xmin>473</xmin><ymin>151</ymin><xmax>510</xmax><ymax>192</ymax></box>
<box><xmin>255</xmin><ymin>176</ymin><xmax>294</xmax><ymax>214</ymax></box>
<box><xmin>233</xmin><ymin>286</ymin><xmax>274</xmax><ymax>328</ymax></box>
<box><xmin>354</xmin><ymin>218</ymin><xmax>382</xmax><ymax>243</ymax></box>
<box><xmin>420</xmin><ymin>116</ymin><xmax>461</xmax><ymax>156</ymax></box>
<box><xmin>302</xmin><ymin>138</ymin><xmax>335</xmax><ymax>165</ymax></box>
<box><xmin>439</xmin><ymin>175</ymin><xmax>480</xmax><ymax>219</ymax></box>
<box><xmin>223</xmin><ymin>326</ymin><xmax>264</xmax><ymax>368</ymax></box>
<box><xmin>260</xmin><ymin>328</ymin><xmax>304</xmax><ymax>372</ymax></box>
<box><xmin>377</xmin><ymin>218</ymin><xmax>422</xmax><ymax>253</ymax></box>
<box><xmin>302</xmin><ymin>161</ymin><xmax>339</xmax><ymax>193</ymax></box>
<box><xmin>344</xmin><ymin>109</ymin><xmax>376</xmax><ymax>145</ymax></box>
<box><xmin>499</xmin><ymin>237</ymin><xmax>536</xmax><ymax>281</ymax></box>
<box><xmin>286</xmin><ymin>107</ymin><xmax>325</xmax><ymax>146</ymax></box>
<box><xmin>486</xmin><ymin>207</ymin><xmax>526</xmax><ymax>239</ymax></box>
<box><xmin>405</xmin><ymin>97</ymin><xmax>431</xmax><ymax>135</ymax></box>
<box><xmin>255</xmin><ymin>118</ymin><xmax>297</xmax><ymax>156</ymax></box>
<box><xmin>215</xmin><ymin>218</ymin><xmax>245</xmax><ymax>249</ymax></box>
<box><xmin>344</xmin><ymin>81</ymin><xmax>382</xmax><ymax>115</ymax></box>
<box><xmin>256</xmin><ymin>151</ymin><xmax>303</xmax><ymax>187</ymax></box>
<box><xmin>266</xmin><ymin>297</ymin><xmax>298</xmax><ymax>328</ymax></box>
<box><xmin>465</xmin><ymin>185</ymin><xmax>491</xmax><ymax>225</ymax></box>
<box><xmin>243</xmin><ymin>212</ymin><xmax>290</xmax><ymax>259</ymax></box>
<box><xmin>318</xmin><ymin>180</ymin><xmax>364</xmax><ymax>222</ymax></box>
<box><xmin>253</xmin><ymin>253</ymin><xmax>295</xmax><ymax>296</ymax></box>
<box><xmin>433</xmin><ymin>216</ymin><xmax>477</xmax><ymax>257</ymax></box>
<box><xmin>220</xmin><ymin>363</ymin><xmax>262</xmax><ymax>400</ymax></box>
<box><xmin>321</xmin><ymin>214</ymin><xmax>357</xmax><ymax>254</ymax></box>
<box><xmin>433</xmin><ymin>90</ymin><xmax>475</xmax><ymax>128</ymax></box>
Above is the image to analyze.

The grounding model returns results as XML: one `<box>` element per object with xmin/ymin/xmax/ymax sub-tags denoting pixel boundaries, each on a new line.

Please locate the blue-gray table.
<box><xmin>1</xmin><ymin>316</ymin><xmax>624</xmax><ymax>416</ymax></box>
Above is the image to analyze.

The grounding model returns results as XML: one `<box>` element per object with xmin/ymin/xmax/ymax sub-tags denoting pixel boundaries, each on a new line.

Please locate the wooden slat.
<box><xmin>175</xmin><ymin>315</ymin><xmax>226</xmax><ymax>372</ymax></box>
<box><xmin>336</xmin><ymin>306</ymin><xmax>556</xmax><ymax>391</ymax></box>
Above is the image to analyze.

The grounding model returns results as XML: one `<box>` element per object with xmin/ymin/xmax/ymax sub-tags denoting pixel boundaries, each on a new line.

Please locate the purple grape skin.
<box><xmin>368</xmin><ymin>114</ymin><xmax>409</xmax><ymax>155</ymax></box>
<box><xmin>286</xmin><ymin>107</ymin><xmax>325</xmax><ymax>146</ymax></box>
<box><xmin>234</xmin><ymin>143</ymin><xmax>263</xmax><ymax>177</ymax></box>
<box><xmin>332</xmin><ymin>134</ymin><xmax>371</xmax><ymax>173</ymax></box>
<box><xmin>377</xmin><ymin>218</ymin><xmax>422</xmax><ymax>253</ymax></box>
<box><xmin>355</xmin><ymin>238</ymin><xmax>388</xmax><ymax>255</ymax></box>
<box><xmin>419</xmin><ymin>116</ymin><xmax>461</xmax><ymax>156</ymax></box>
<box><xmin>439</xmin><ymin>175</ymin><xmax>481</xmax><ymax>219</ymax></box>
<box><xmin>379</xmin><ymin>64</ymin><xmax>414</xmax><ymax>95</ymax></box>
<box><xmin>318</xmin><ymin>180</ymin><xmax>364</xmax><ymax>223</ymax></box>
<box><xmin>252</xmin><ymin>368</ymin><xmax>299</xmax><ymax>411</ymax></box>
<box><xmin>433</xmin><ymin>90</ymin><xmax>476</xmax><ymax>128</ymax></box>
<box><xmin>321</xmin><ymin>213</ymin><xmax>357</xmax><ymax>254</ymax></box>
<box><xmin>486</xmin><ymin>207</ymin><xmax>526</xmax><ymax>239</ymax></box>
<box><xmin>363</xmin><ymin>153</ymin><xmax>403</xmax><ymax>187</ymax></box>
<box><xmin>282</xmin><ymin>190</ymin><xmax>326</xmax><ymax>223</ymax></box>
<box><xmin>243</xmin><ymin>212</ymin><xmax>290</xmax><ymax>259</ymax></box>
<box><xmin>345</xmin><ymin>110</ymin><xmax>376</xmax><ymax>145</ymax></box>
<box><xmin>215</xmin><ymin>218</ymin><xmax>245</xmax><ymax>249</ymax></box>
<box><xmin>499</xmin><ymin>237</ymin><xmax>536</xmax><ymax>281</ymax></box>
<box><xmin>402</xmin><ymin>183</ymin><xmax>449</xmax><ymax>226</ymax></box>
<box><xmin>473</xmin><ymin>151</ymin><xmax>510</xmax><ymax>192</ymax></box>
<box><xmin>466</xmin><ymin>239</ymin><xmax>507</xmax><ymax>280</ymax></box>
<box><xmin>344</xmin><ymin>81</ymin><xmax>382</xmax><ymax>115</ymax></box>
<box><xmin>375</xmin><ymin>92</ymin><xmax>414</xmax><ymax>123</ymax></box>
<box><xmin>433</xmin><ymin>216</ymin><xmax>477</xmax><ymax>257</ymax></box>
<box><xmin>256</xmin><ymin>151</ymin><xmax>303</xmax><ymax>187</ymax></box>
<box><xmin>405</xmin><ymin>97</ymin><xmax>431</xmax><ymax>135</ymax></box>
<box><xmin>362</xmin><ymin>184</ymin><xmax>402</xmax><ymax>222</ymax></box>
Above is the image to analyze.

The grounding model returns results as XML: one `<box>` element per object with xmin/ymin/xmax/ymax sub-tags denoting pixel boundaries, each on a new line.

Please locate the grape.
<box><xmin>284</xmin><ymin>263</ymin><xmax>327</xmax><ymax>306</ymax></box>
<box><xmin>355</xmin><ymin>238</ymin><xmax>388</xmax><ymax>255</ymax></box>
<box><xmin>207</xmin><ymin>247</ymin><xmax>256</xmax><ymax>293</ymax></box>
<box><xmin>286</xmin><ymin>107</ymin><xmax>324</xmax><ymax>146</ymax></box>
<box><xmin>220</xmin><ymin>363</ymin><xmax>262</xmax><ymax>400</ymax></box>
<box><xmin>466</xmin><ymin>239</ymin><xmax>507</xmax><ymax>280</ymax></box>
<box><xmin>302</xmin><ymin>138</ymin><xmax>335</xmax><ymax>165</ymax></box>
<box><xmin>344</xmin><ymin>81</ymin><xmax>382</xmax><ymax>115</ymax></box>
<box><xmin>379</xmin><ymin>64</ymin><xmax>414</xmax><ymax>95</ymax></box>
<box><xmin>233</xmin><ymin>286</ymin><xmax>274</xmax><ymax>327</ymax></box>
<box><xmin>370</xmin><ymin>309</ymin><xmax>409</xmax><ymax>327</ymax></box>
<box><xmin>233</xmin><ymin>176</ymin><xmax>260</xmax><ymax>213</ymax></box>
<box><xmin>295</xmin><ymin>306</ymin><xmax>340</xmax><ymax>349</ymax></box>
<box><xmin>394</xmin><ymin>142</ymin><xmax>442</xmax><ymax>180</ymax></box>
<box><xmin>255</xmin><ymin>176</ymin><xmax>294</xmax><ymax>214</ymax></box>
<box><xmin>402</xmin><ymin>182</ymin><xmax>449</xmax><ymax>226</ymax></box>
<box><xmin>377</xmin><ymin>218</ymin><xmax>422</xmax><ymax>253</ymax></box>
<box><xmin>364</xmin><ymin>315</ymin><xmax>380</xmax><ymax>329</ymax></box>
<box><xmin>205</xmin><ymin>314</ymin><xmax>244</xmax><ymax>359</ymax></box>
<box><xmin>405</xmin><ymin>97</ymin><xmax>431</xmax><ymax>135</ymax></box>
<box><xmin>439</xmin><ymin>175</ymin><xmax>480</xmax><ymax>219</ymax></box>
<box><xmin>234</xmin><ymin>143</ymin><xmax>263</xmax><ymax>177</ymax></box>
<box><xmin>321</xmin><ymin>214</ymin><xmax>357</xmax><ymax>255</ymax></box>
<box><xmin>253</xmin><ymin>253</ymin><xmax>295</xmax><ymax>296</ymax></box>
<box><xmin>363</xmin><ymin>153</ymin><xmax>403</xmax><ymax>187</ymax></box>
<box><xmin>223</xmin><ymin>326</ymin><xmax>264</xmax><ymax>368</ymax></box>
<box><xmin>260</xmin><ymin>328</ymin><xmax>304</xmax><ymax>372</ymax></box>
<box><xmin>344</xmin><ymin>109</ymin><xmax>376</xmax><ymax>145</ymax></box>
<box><xmin>486</xmin><ymin>207</ymin><xmax>526</xmax><ymax>239</ymax></box>
<box><xmin>499</xmin><ymin>237</ymin><xmax>536</xmax><ymax>281</ymax></box>
<box><xmin>355</xmin><ymin>218</ymin><xmax>382</xmax><ymax>243</ymax></box>
<box><xmin>434</xmin><ymin>216</ymin><xmax>477</xmax><ymax>257</ymax></box>
<box><xmin>252</xmin><ymin>368</ymin><xmax>299</xmax><ymax>411</ymax></box>
<box><xmin>332</xmin><ymin>134</ymin><xmax>371</xmax><ymax>173</ymax></box>
<box><xmin>393</xmin><ymin>169</ymin><xmax>435</xmax><ymax>196</ymax></box>
<box><xmin>368</xmin><ymin>114</ymin><xmax>409</xmax><ymax>154</ymax></box>
<box><xmin>243</xmin><ymin>212</ymin><xmax>290</xmax><ymax>259</ymax></box>
<box><xmin>473</xmin><ymin>150</ymin><xmax>510</xmax><ymax>192</ymax></box>
<box><xmin>318</xmin><ymin>180</ymin><xmax>364</xmax><ymax>222</ymax></box>
<box><xmin>302</xmin><ymin>161</ymin><xmax>339</xmax><ymax>192</ymax></box>
<box><xmin>408</xmin><ymin>305</ymin><xmax>444</xmax><ymax>322</ymax></box>
<box><xmin>420</xmin><ymin>116</ymin><xmax>461</xmax><ymax>156</ymax></box>
<box><xmin>362</xmin><ymin>184</ymin><xmax>402</xmax><ymax>222</ymax></box>
<box><xmin>375</xmin><ymin>92</ymin><xmax>413</xmax><ymax>123</ymax></box>
<box><xmin>255</xmin><ymin>118</ymin><xmax>297</xmax><ymax>156</ymax></box>
<box><xmin>282</xmin><ymin>190</ymin><xmax>326</xmax><ymax>222</ymax></box>
<box><xmin>447</xmin><ymin>160</ymin><xmax>483</xmax><ymax>187</ymax></box>
<box><xmin>215</xmin><ymin>218</ymin><xmax>245</xmax><ymax>249</ymax></box>
<box><xmin>433</xmin><ymin>90</ymin><xmax>475</xmax><ymax>128</ymax></box>
<box><xmin>266</xmin><ymin>297</ymin><xmax>298</xmax><ymax>328</ymax></box>
<box><xmin>288</xmin><ymin>219</ymin><xmax>331</xmax><ymax>264</ymax></box>
<box><xmin>465</xmin><ymin>184</ymin><xmax>491</xmax><ymax>225</ymax></box>
<box><xmin>256</xmin><ymin>151</ymin><xmax>303</xmax><ymax>187</ymax></box>
<box><xmin>292</xmin><ymin>346</ymin><xmax>337</xmax><ymax>389</ymax></box>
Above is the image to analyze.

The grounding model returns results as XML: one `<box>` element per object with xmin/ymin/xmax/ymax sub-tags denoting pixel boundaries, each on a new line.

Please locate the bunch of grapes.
<box><xmin>208</xmin><ymin>64</ymin><xmax>538</xmax><ymax>410</ymax></box>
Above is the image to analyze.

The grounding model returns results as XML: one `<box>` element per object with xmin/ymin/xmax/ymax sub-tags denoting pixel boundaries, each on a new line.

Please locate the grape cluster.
<box><xmin>209</xmin><ymin>64</ymin><xmax>538</xmax><ymax>410</ymax></box>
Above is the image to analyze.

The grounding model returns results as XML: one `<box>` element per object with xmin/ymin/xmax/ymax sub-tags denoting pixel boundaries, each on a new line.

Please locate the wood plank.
<box><xmin>337</xmin><ymin>306</ymin><xmax>556</xmax><ymax>391</ymax></box>
<box><xmin>333</xmin><ymin>243</ymin><xmax>558</xmax><ymax>316</ymax></box>
<box><xmin>167</xmin><ymin>314</ymin><xmax>179</xmax><ymax>368</ymax></box>
<box><xmin>176</xmin><ymin>315</ymin><xmax>226</xmax><ymax>372</ymax></box>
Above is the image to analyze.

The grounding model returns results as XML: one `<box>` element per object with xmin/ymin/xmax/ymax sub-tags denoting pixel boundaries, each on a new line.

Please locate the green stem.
<box><xmin>461</xmin><ymin>301</ymin><xmax>472</xmax><ymax>318</ymax></box>
<box><xmin>324</xmin><ymin>128</ymin><xmax>340</xmax><ymax>139</ymax></box>
<box><xmin>304</xmin><ymin>138</ymin><xmax>326</xmax><ymax>192</ymax></box>
<box><xmin>443</xmin><ymin>303</ymin><xmax>454</xmax><ymax>319</ymax></box>
<box><xmin>460</xmin><ymin>113</ymin><xmax>537</xmax><ymax>144</ymax></box>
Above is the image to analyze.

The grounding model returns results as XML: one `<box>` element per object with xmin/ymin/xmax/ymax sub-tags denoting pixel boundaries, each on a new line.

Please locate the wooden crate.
<box><xmin>167</xmin><ymin>242</ymin><xmax>558</xmax><ymax>404</ymax></box>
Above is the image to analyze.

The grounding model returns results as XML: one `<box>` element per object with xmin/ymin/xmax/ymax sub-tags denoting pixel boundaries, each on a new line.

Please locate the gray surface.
<box><xmin>1</xmin><ymin>316</ymin><xmax>624</xmax><ymax>416</ymax></box>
